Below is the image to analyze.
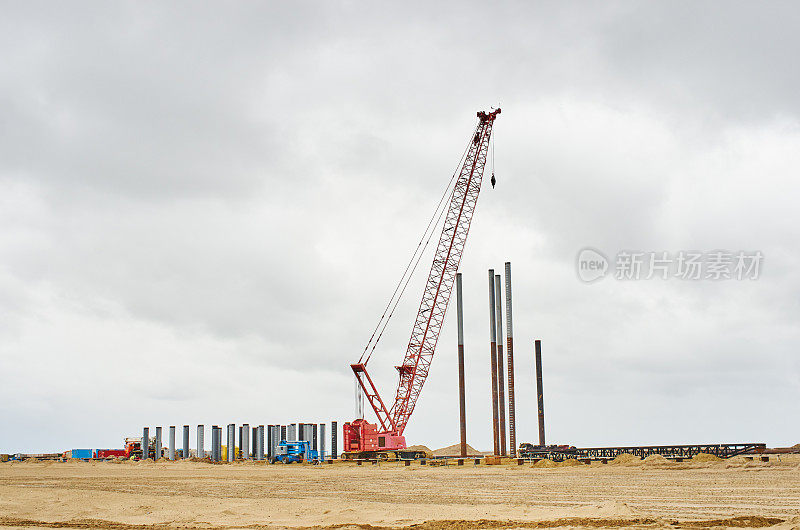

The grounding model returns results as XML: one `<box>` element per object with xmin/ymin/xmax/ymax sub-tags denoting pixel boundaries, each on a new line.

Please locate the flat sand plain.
<box><xmin>1</xmin><ymin>455</ymin><xmax>799</xmax><ymax>529</ymax></box>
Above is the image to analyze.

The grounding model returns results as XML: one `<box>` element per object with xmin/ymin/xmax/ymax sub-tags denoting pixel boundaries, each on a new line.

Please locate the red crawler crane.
<box><xmin>344</xmin><ymin>108</ymin><xmax>500</xmax><ymax>460</ymax></box>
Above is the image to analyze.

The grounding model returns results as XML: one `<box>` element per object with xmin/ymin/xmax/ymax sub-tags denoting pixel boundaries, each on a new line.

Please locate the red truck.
<box><xmin>94</xmin><ymin>438</ymin><xmax>146</xmax><ymax>460</ymax></box>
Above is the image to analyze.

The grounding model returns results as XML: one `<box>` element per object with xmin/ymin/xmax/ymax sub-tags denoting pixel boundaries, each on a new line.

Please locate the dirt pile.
<box><xmin>406</xmin><ymin>445</ymin><xmax>432</xmax><ymax>456</ymax></box>
<box><xmin>692</xmin><ymin>452</ymin><xmax>722</xmax><ymax>463</ymax></box>
<box><xmin>432</xmin><ymin>443</ymin><xmax>483</xmax><ymax>457</ymax></box>
<box><xmin>642</xmin><ymin>454</ymin><xmax>669</xmax><ymax>465</ymax></box>
<box><xmin>609</xmin><ymin>453</ymin><xmax>642</xmax><ymax>466</ymax></box>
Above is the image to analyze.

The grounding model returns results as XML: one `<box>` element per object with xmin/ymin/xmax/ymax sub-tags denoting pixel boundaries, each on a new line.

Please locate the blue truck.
<box><xmin>270</xmin><ymin>440</ymin><xmax>319</xmax><ymax>464</ymax></box>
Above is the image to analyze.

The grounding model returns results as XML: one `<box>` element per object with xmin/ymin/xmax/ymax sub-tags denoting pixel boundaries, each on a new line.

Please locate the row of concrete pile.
<box><xmin>140</xmin><ymin>422</ymin><xmax>338</xmax><ymax>462</ymax></box>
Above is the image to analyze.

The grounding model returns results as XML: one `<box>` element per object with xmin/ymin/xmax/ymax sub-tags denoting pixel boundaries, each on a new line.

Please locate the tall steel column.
<box><xmin>267</xmin><ymin>425</ymin><xmax>274</xmax><ymax>460</ymax></box>
<box><xmin>331</xmin><ymin>421</ymin><xmax>338</xmax><ymax>459</ymax></box>
<box><xmin>504</xmin><ymin>262</ymin><xmax>517</xmax><ymax>457</ymax></box>
<box><xmin>217</xmin><ymin>426</ymin><xmax>223</xmax><ymax>461</ymax></box>
<box><xmin>456</xmin><ymin>273</ymin><xmax>467</xmax><ymax>458</ymax></box>
<box><xmin>252</xmin><ymin>426</ymin><xmax>258</xmax><ymax>460</ymax></box>
<box><xmin>142</xmin><ymin>427</ymin><xmax>149</xmax><ymax>460</ymax></box>
<box><xmin>169</xmin><ymin>426</ymin><xmax>176</xmax><ymax>460</ymax></box>
<box><xmin>242</xmin><ymin>423</ymin><xmax>250</xmax><ymax>460</ymax></box>
<box><xmin>227</xmin><ymin>424</ymin><xmax>235</xmax><ymax>462</ymax></box>
<box><xmin>312</xmin><ymin>424</ymin><xmax>318</xmax><ymax>453</ymax></box>
<box><xmin>280</xmin><ymin>425</ymin><xmax>286</xmax><ymax>441</ymax></box>
<box><xmin>258</xmin><ymin>425</ymin><xmax>265</xmax><ymax>460</ymax></box>
<box><xmin>488</xmin><ymin>269</ymin><xmax>500</xmax><ymax>456</ymax></box>
<box><xmin>319</xmin><ymin>423</ymin><xmax>326</xmax><ymax>461</ymax></box>
<box><xmin>155</xmin><ymin>427</ymin><xmax>162</xmax><ymax>460</ymax></box>
<box><xmin>210</xmin><ymin>426</ymin><xmax>216</xmax><ymax>461</ymax></box>
<box><xmin>182</xmin><ymin>425</ymin><xmax>189</xmax><ymax>459</ymax></box>
<box><xmin>495</xmin><ymin>274</ymin><xmax>506</xmax><ymax>456</ymax></box>
<box><xmin>289</xmin><ymin>423</ymin><xmax>297</xmax><ymax>441</ymax></box>
<box><xmin>535</xmin><ymin>339</ymin><xmax>546</xmax><ymax>446</ymax></box>
<box><xmin>210</xmin><ymin>427</ymin><xmax>214</xmax><ymax>462</ymax></box>
<box><xmin>168</xmin><ymin>426</ymin><xmax>176</xmax><ymax>460</ymax></box>
<box><xmin>197</xmin><ymin>425</ymin><xmax>205</xmax><ymax>459</ymax></box>
<box><xmin>211</xmin><ymin>426</ymin><xmax>219</xmax><ymax>462</ymax></box>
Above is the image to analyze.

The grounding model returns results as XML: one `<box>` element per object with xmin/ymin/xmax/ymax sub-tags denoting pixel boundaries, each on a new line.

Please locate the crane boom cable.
<box><xmin>363</xmin><ymin>160</ymin><xmax>457</xmax><ymax>364</ymax></box>
<box><xmin>358</xmin><ymin>127</ymin><xmax>475</xmax><ymax>364</ymax></box>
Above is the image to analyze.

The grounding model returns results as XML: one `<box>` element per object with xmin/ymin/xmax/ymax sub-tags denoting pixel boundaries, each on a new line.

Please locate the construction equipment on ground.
<box><xmin>271</xmin><ymin>440</ymin><xmax>319</xmax><ymax>464</ymax></box>
<box><xmin>94</xmin><ymin>438</ymin><xmax>148</xmax><ymax>460</ymax></box>
<box><xmin>344</xmin><ymin>108</ymin><xmax>501</xmax><ymax>460</ymax></box>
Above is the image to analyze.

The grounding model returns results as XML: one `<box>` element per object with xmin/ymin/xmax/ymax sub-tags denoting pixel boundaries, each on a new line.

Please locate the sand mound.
<box><xmin>432</xmin><ymin>443</ymin><xmax>483</xmax><ymax>457</ymax></box>
<box><xmin>609</xmin><ymin>453</ymin><xmax>641</xmax><ymax>466</ymax></box>
<box><xmin>533</xmin><ymin>458</ymin><xmax>558</xmax><ymax>468</ymax></box>
<box><xmin>406</xmin><ymin>445</ymin><xmax>432</xmax><ymax>455</ymax></box>
<box><xmin>692</xmin><ymin>452</ymin><xmax>722</xmax><ymax>462</ymax></box>
<box><xmin>642</xmin><ymin>454</ymin><xmax>669</xmax><ymax>465</ymax></box>
<box><xmin>558</xmin><ymin>458</ymin><xmax>583</xmax><ymax>467</ymax></box>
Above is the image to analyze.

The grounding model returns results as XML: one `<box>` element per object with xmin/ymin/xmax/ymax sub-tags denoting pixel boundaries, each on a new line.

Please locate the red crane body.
<box><xmin>344</xmin><ymin>109</ymin><xmax>500</xmax><ymax>458</ymax></box>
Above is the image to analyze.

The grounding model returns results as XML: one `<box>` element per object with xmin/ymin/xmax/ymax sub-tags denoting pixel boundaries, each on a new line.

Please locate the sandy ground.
<box><xmin>1</xmin><ymin>455</ymin><xmax>799</xmax><ymax>529</ymax></box>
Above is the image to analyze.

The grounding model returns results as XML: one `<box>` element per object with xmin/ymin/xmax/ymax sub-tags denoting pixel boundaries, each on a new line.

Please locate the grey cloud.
<box><xmin>1</xmin><ymin>1</ymin><xmax>799</xmax><ymax>453</ymax></box>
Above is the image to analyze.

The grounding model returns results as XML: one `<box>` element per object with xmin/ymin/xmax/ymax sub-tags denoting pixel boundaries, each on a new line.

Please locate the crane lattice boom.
<box><xmin>347</xmin><ymin>108</ymin><xmax>500</xmax><ymax>454</ymax></box>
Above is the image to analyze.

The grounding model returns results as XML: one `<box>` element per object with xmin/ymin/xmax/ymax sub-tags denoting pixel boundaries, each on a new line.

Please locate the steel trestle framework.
<box><xmin>352</xmin><ymin>109</ymin><xmax>500</xmax><ymax>438</ymax></box>
<box><xmin>518</xmin><ymin>442</ymin><xmax>767</xmax><ymax>461</ymax></box>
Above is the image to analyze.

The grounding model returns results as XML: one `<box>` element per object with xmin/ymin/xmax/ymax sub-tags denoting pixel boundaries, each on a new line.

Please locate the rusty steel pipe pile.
<box><xmin>456</xmin><ymin>272</ymin><xmax>467</xmax><ymax>458</ymax></box>
<box><xmin>488</xmin><ymin>269</ymin><xmax>500</xmax><ymax>455</ymax></box>
<box><xmin>504</xmin><ymin>262</ymin><xmax>517</xmax><ymax>457</ymax></box>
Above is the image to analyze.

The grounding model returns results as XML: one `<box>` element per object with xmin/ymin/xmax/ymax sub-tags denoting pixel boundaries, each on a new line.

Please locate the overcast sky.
<box><xmin>1</xmin><ymin>1</ymin><xmax>798</xmax><ymax>454</ymax></box>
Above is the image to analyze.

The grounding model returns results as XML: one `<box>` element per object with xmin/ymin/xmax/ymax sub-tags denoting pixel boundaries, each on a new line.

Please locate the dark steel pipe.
<box><xmin>142</xmin><ymin>427</ymin><xmax>149</xmax><ymax>460</ymax></box>
<box><xmin>155</xmin><ymin>426</ymin><xmax>162</xmax><ymax>460</ymax></box>
<box><xmin>495</xmin><ymin>274</ymin><xmax>506</xmax><ymax>456</ymax></box>
<box><xmin>228</xmin><ymin>424</ymin><xmax>235</xmax><ymax>462</ymax></box>
<box><xmin>488</xmin><ymin>269</ymin><xmax>500</xmax><ymax>455</ymax></box>
<box><xmin>211</xmin><ymin>426</ymin><xmax>219</xmax><ymax>462</ymax></box>
<box><xmin>456</xmin><ymin>273</ymin><xmax>467</xmax><ymax>458</ymax></box>
<box><xmin>535</xmin><ymin>339</ymin><xmax>546</xmax><ymax>446</ymax></box>
<box><xmin>505</xmin><ymin>262</ymin><xmax>516</xmax><ymax>457</ymax></box>
<box><xmin>332</xmin><ymin>421</ymin><xmax>338</xmax><ymax>459</ymax></box>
